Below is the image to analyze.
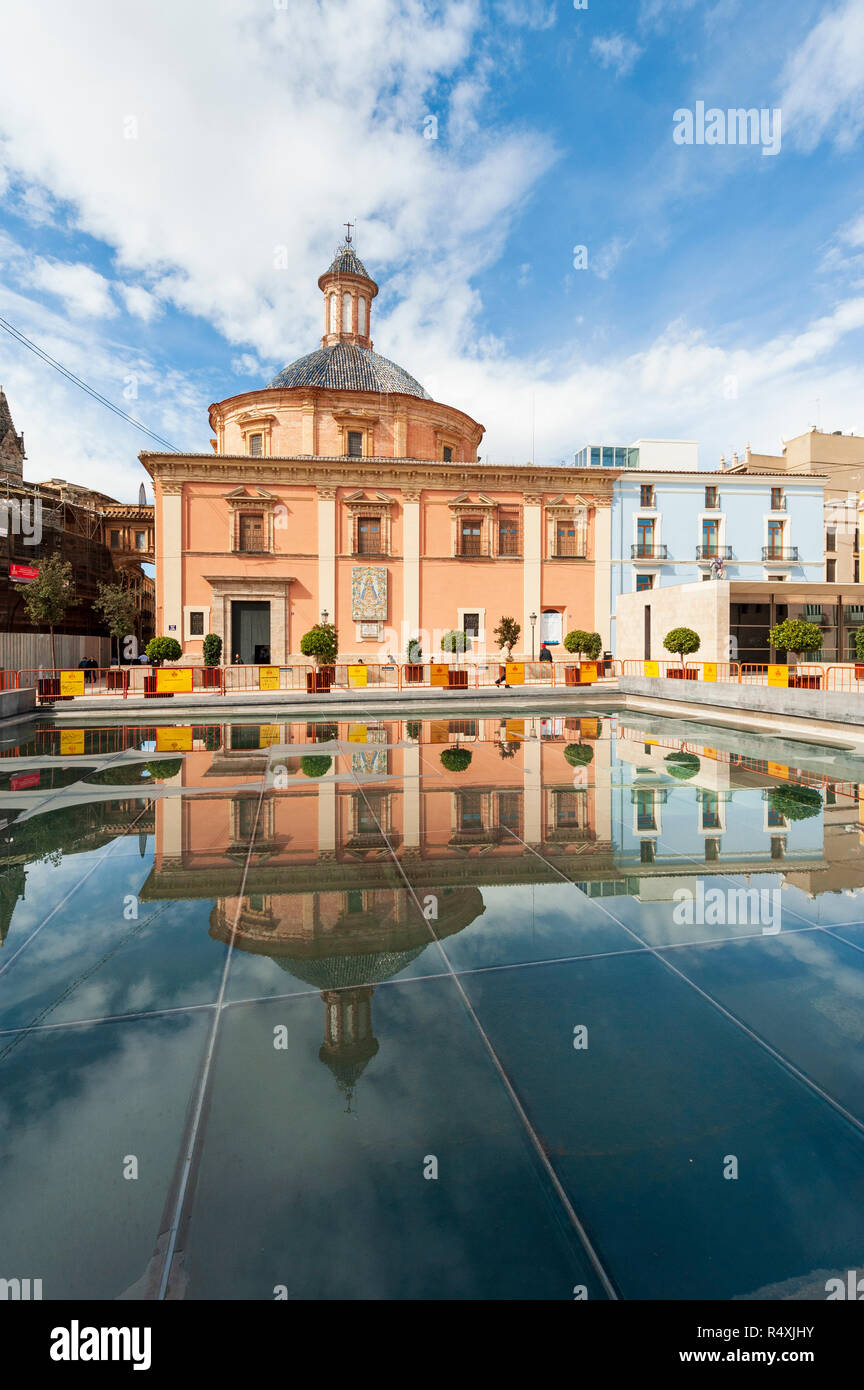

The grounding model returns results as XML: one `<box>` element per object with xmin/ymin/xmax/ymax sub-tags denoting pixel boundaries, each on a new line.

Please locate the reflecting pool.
<box><xmin>1</xmin><ymin>707</ymin><xmax>864</xmax><ymax>1300</ymax></box>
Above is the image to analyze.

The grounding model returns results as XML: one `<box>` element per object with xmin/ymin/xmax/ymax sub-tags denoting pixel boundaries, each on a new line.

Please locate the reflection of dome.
<box><xmin>267</xmin><ymin>343</ymin><xmax>431</xmax><ymax>399</ymax></box>
<box><xmin>270</xmin><ymin>945</ymin><xmax>426</xmax><ymax>990</ymax></box>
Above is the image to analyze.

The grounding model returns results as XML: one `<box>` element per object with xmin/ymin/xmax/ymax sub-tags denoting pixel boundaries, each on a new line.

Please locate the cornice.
<box><xmin>142</xmin><ymin>453</ymin><xmax>616</xmax><ymax>500</ymax></box>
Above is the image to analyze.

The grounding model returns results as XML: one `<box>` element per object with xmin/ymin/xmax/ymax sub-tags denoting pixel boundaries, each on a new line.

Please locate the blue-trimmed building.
<box><xmin>609</xmin><ymin>468</ymin><xmax>825</xmax><ymax>652</ymax></box>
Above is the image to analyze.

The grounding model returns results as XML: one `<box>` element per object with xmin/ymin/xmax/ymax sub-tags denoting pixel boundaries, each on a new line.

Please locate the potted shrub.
<box><xmin>854</xmin><ymin>627</ymin><xmax>864</xmax><ymax>681</ymax></box>
<box><xmin>300</xmin><ymin>623</ymin><xmax>338</xmax><ymax>693</ymax></box>
<box><xmin>201</xmin><ymin>633</ymin><xmax>223</xmax><ymax>688</ymax></box>
<box><xmin>440</xmin><ymin>747</ymin><xmax>472</xmax><ymax>772</ymax></box>
<box><xmin>300</xmin><ymin>754</ymin><xmax>332</xmax><ymax>778</ymax></box>
<box><xmin>664</xmin><ymin>751</ymin><xmax>701</xmax><ymax>780</ymax></box>
<box><xmin>563</xmin><ymin>629</ymin><xmax>602</xmax><ymax>685</ymax></box>
<box><xmin>441</xmin><ymin>630</ymin><xmax>469</xmax><ymax>687</ymax></box>
<box><xmin>662</xmin><ymin>627</ymin><xmax>700</xmax><ymax>678</ymax></box>
<box><xmin>564</xmin><ymin>742</ymin><xmax>594</xmax><ymax>767</ymax></box>
<box><xmin>406</xmin><ymin>721</ymin><xmax>422</xmax><ymax>741</ymax></box>
<box><xmin>768</xmin><ymin>619</ymin><xmax>823</xmax><ymax>688</ymax></box>
<box><xmin>405</xmin><ymin>638</ymin><xmax>424</xmax><ymax>682</ymax></box>
<box><xmin>144</xmin><ymin>636</ymin><xmax>183</xmax><ymax>697</ymax></box>
<box><xmin>493</xmin><ymin>616</ymin><xmax>521</xmax><ymax>683</ymax></box>
<box><xmin>766</xmin><ymin>784</ymin><xmax>823</xmax><ymax>821</ymax></box>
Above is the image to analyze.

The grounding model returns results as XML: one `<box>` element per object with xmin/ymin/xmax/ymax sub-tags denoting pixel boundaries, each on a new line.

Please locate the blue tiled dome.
<box><xmin>323</xmin><ymin>247</ymin><xmax>373</xmax><ymax>279</ymax></box>
<box><xmin>267</xmin><ymin>342</ymin><xmax>431</xmax><ymax>399</ymax></box>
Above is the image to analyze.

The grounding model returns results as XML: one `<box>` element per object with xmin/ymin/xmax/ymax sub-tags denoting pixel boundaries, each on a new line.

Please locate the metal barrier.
<box><xmin>825</xmin><ymin>665</ymin><xmax>864</xmax><ymax>693</ymax></box>
<box><xmin>0</xmin><ymin>670</ymin><xmax>20</xmax><ymax>691</ymax></box>
<box><xmin>20</xmin><ymin>667</ymin><xmax>129</xmax><ymax>702</ymax></box>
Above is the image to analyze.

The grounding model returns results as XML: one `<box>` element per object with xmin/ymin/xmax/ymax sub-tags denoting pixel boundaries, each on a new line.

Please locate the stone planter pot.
<box><xmin>403</xmin><ymin>664</ymin><xmax>425</xmax><ymax>683</ymax></box>
<box><xmin>447</xmin><ymin>669</ymin><xmax>469</xmax><ymax>689</ymax></box>
<box><xmin>144</xmin><ymin>673</ymin><xmax>173</xmax><ymax>698</ymax></box>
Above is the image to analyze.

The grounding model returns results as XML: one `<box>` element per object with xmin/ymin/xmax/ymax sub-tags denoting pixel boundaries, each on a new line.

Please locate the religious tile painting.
<box><xmin>352</xmin><ymin>565</ymin><xmax>388</xmax><ymax>621</ymax></box>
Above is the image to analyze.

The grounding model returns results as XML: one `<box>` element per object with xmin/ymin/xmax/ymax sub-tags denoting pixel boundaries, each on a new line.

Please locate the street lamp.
<box><xmin>321</xmin><ymin>609</ymin><xmax>329</xmax><ymax>624</ymax></box>
<box><xmin>529</xmin><ymin>611</ymin><xmax>537</xmax><ymax>661</ymax></box>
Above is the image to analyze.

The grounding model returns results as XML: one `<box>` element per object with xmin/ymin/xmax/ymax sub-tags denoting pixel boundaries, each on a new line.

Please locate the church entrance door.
<box><xmin>231</xmin><ymin>600</ymin><xmax>271</xmax><ymax>665</ymax></box>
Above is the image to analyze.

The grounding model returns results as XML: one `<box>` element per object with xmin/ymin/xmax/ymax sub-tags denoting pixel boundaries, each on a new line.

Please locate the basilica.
<box><xmin>142</xmin><ymin>237</ymin><xmax>610</xmax><ymax>663</ymax></box>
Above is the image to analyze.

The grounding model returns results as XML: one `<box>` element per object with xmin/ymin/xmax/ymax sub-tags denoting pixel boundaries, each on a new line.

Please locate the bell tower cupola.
<box><xmin>318</xmin><ymin>224</ymin><xmax>378</xmax><ymax>352</ymax></box>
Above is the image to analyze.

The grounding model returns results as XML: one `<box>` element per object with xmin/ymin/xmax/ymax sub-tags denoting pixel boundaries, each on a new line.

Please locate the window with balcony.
<box><xmin>248</xmin><ymin>433</ymin><xmax>263</xmax><ymax>456</ymax></box>
<box><xmin>766</xmin><ymin>519</ymin><xmax>785</xmax><ymax>557</ymax></box>
<box><xmin>640</xmin><ymin>839</ymin><xmax>656</xmax><ymax>864</ymax></box>
<box><xmin>705</xmin><ymin>485</ymin><xmax>718</xmax><ymax>509</ymax></box>
<box><xmin>458</xmin><ymin>792</ymin><xmax>484</xmax><ymax>832</ymax></box>
<box><xmin>356</xmin><ymin>516</ymin><xmax>381</xmax><ymax>555</ymax></box>
<box><xmin>238</xmin><ymin>512</ymin><xmax>265</xmax><ymax>552</ymax></box>
<box><xmin>496</xmin><ymin>791</ymin><xmax>522</xmax><ymax>833</ymax></box>
<box><xmin>459</xmin><ymin>519</ymin><xmax>482</xmax><ymax>555</ymax></box>
<box><xmin>635</xmin><ymin>789</ymin><xmax>657</xmax><ymax>831</ymax></box>
<box><xmin>635</xmin><ymin>518</ymin><xmax>655</xmax><ymax>557</ymax></box>
<box><xmin>347</xmin><ymin>430</ymin><xmax>363</xmax><ymax>457</ymax></box>
<box><xmin>640</xmin><ymin>484</ymin><xmax>655</xmax><ymax>507</ymax></box>
<box><xmin>701</xmin><ymin>519</ymin><xmax>720</xmax><ymax>557</ymax></box>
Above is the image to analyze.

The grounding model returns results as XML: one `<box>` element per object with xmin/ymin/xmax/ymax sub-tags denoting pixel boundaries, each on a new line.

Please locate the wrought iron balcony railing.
<box><xmin>631</xmin><ymin>544</ymin><xmax>668</xmax><ymax>560</ymax></box>
<box><xmin>696</xmin><ymin>545</ymin><xmax>733</xmax><ymax>560</ymax></box>
<box><xmin>762</xmin><ymin>546</ymin><xmax>799</xmax><ymax>561</ymax></box>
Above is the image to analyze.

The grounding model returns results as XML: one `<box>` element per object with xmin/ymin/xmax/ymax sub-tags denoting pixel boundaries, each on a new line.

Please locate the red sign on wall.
<box><xmin>10</xmin><ymin>563</ymin><xmax>39</xmax><ymax>583</ymax></box>
<box><xmin>10</xmin><ymin>772</ymin><xmax>40</xmax><ymax>790</ymax></box>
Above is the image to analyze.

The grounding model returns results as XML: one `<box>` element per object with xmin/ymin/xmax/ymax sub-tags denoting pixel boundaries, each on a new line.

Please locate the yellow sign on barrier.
<box><xmin>259</xmin><ymin>666</ymin><xmax>280</xmax><ymax>691</ymax></box>
<box><xmin>644</xmin><ymin>661</ymin><xmax>660</xmax><ymax>679</ymax></box>
<box><xmin>259</xmin><ymin>725</ymin><xmax>281</xmax><ymax>746</ymax></box>
<box><xmin>59</xmin><ymin>670</ymin><xmax>85</xmax><ymax>696</ymax></box>
<box><xmin>767</xmin><ymin>664</ymin><xmax>789</xmax><ymax>688</ymax></box>
<box><xmin>767</xmin><ymin>761</ymin><xmax>789</xmax><ymax>780</ymax></box>
<box><xmin>348</xmin><ymin>724</ymin><xmax>367</xmax><ymax>743</ymax></box>
<box><xmin>703</xmin><ymin>663</ymin><xmax>717</xmax><ymax>683</ymax></box>
<box><xmin>580</xmin><ymin>718</ymin><xmax>601</xmax><ymax>738</ymax></box>
<box><xmin>430</xmin><ymin>720</ymin><xmax>449</xmax><ymax>743</ymax></box>
<box><xmin>430</xmin><ymin>663</ymin><xmax>450</xmax><ymax>688</ymax></box>
<box><xmin>156</xmin><ymin>667</ymin><xmax>193</xmax><ymax>694</ymax></box>
<box><xmin>505</xmin><ymin>662</ymin><xmax>525</xmax><ymax>685</ymax></box>
<box><xmin>347</xmin><ymin>665</ymin><xmax>368</xmax><ymax>688</ymax></box>
<box><xmin>156</xmin><ymin>727</ymin><xmax>193</xmax><ymax>752</ymax></box>
<box><xmin>59</xmin><ymin>729</ymin><xmax>86</xmax><ymax>755</ymax></box>
<box><xmin>580</xmin><ymin>662</ymin><xmax>598</xmax><ymax>683</ymax></box>
<box><xmin>505</xmin><ymin>718</ymin><xmax>524</xmax><ymax>740</ymax></box>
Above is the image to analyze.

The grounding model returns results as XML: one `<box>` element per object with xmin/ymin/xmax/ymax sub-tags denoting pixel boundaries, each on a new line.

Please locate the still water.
<box><xmin>1</xmin><ymin>707</ymin><xmax>863</xmax><ymax>1300</ymax></box>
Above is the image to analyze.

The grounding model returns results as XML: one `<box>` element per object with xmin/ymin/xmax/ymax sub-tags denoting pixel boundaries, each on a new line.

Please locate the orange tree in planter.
<box><xmin>662</xmin><ymin>627</ymin><xmax>700</xmax><ymax>672</ymax></box>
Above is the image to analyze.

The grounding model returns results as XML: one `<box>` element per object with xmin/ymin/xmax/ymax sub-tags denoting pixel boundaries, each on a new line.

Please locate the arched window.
<box><xmin>357</xmin><ymin>297</ymin><xmax>367</xmax><ymax>334</ymax></box>
<box><xmin>328</xmin><ymin>294</ymin><xmax>338</xmax><ymax>333</ymax></box>
<box><xmin>342</xmin><ymin>292</ymin><xmax>352</xmax><ymax>333</ymax></box>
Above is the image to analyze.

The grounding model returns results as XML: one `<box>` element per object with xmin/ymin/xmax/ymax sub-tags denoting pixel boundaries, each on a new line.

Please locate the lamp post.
<box><xmin>321</xmin><ymin>609</ymin><xmax>329</xmax><ymax>625</ymax></box>
<box><xmin>529</xmin><ymin>611</ymin><xmax>537</xmax><ymax>662</ymax></box>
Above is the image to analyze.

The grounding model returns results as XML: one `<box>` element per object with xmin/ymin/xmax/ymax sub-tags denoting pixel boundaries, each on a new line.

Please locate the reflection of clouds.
<box><xmin>0</xmin><ymin>1015</ymin><xmax>206</xmax><ymax>1297</ymax></box>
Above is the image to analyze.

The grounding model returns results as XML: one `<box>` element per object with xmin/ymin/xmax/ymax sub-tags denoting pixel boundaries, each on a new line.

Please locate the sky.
<box><xmin>0</xmin><ymin>0</ymin><xmax>863</xmax><ymax>499</ymax></box>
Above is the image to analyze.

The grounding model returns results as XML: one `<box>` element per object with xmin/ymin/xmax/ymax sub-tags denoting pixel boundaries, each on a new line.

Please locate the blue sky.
<box><xmin>1</xmin><ymin>0</ymin><xmax>863</xmax><ymax>497</ymax></box>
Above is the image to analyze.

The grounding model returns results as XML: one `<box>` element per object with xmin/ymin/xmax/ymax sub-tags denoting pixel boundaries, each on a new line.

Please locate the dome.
<box><xmin>267</xmin><ymin>341</ymin><xmax>431</xmax><ymax>400</ymax></box>
<box><xmin>321</xmin><ymin>247</ymin><xmax>373</xmax><ymax>280</ymax></box>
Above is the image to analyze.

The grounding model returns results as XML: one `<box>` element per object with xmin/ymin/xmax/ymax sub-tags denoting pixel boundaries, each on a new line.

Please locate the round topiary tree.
<box><xmin>407</xmin><ymin>638</ymin><xmax>423</xmax><ymax>663</ymax></box>
<box><xmin>202</xmin><ymin>633</ymin><xmax>223</xmax><ymax>667</ymax></box>
<box><xmin>440</xmin><ymin>747</ymin><xmax>472</xmax><ymax>772</ymax></box>
<box><xmin>144</xmin><ymin>758</ymin><xmax>183</xmax><ymax>780</ymax></box>
<box><xmin>766</xmin><ymin>784</ymin><xmax>823</xmax><ymax>821</ymax></box>
<box><xmin>145</xmin><ymin>636</ymin><xmax>182</xmax><ymax>666</ymax></box>
<box><xmin>769</xmin><ymin>618</ymin><xmax>823</xmax><ymax>664</ymax></box>
<box><xmin>563</xmin><ymin>629</ymin><xmax>602</xmax><ymax>660</ymax></box>
<box><xmin>300</xmin><ymin>623</ymin><xmax>339</xmax><ymax>666</ymax></box>
<box><xmin>441</xmin><ymin>630</ymin><xmax>468</xmax><ymax>660</ymax></box>
<box><xmin>663</xmin><ymin>627</ymin><xmax>700</xmax><ymax>672</ymax></box>
<box><xmin>664</xmin><ymin>751</ymin><xmax>701</xmax><ymax>780</ymax></box>
<box><xmin>300</xmin><ymin>754</ymin><xmax>332</xmax><ymax>778</ymax></box>
<box><xmin>493</xmin><ymin>616</ymin><xmax>521</xmax><ymax>658</ymax></box>
<box><xmin>564</xmin><ymin>743</ymin><xmax>594</xmax><ymax>767</ymax></box>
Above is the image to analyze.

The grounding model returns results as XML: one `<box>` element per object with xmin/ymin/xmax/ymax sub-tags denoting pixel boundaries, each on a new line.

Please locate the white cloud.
<box><xmin>24</xmin><ymin>257</ymin><xmax>117</xmax><ymax>318</ymax></box>
<box><xmin>779</xmin><ymin>0</ymin><xmax>864</xmax><ymax>151</ymax></box>
<box><xmin>231</xmin><ymin>352</ymin><xmax>269</xmax><ymax>378</ymax></box>
<box><xmin>591</xmin><ymin>237</ymin><xmax>629</xmax><ymax>280</ymax></box>
<box><xmin>117</xmin><ymin>283</ymin><xmax>161</xmax><ymax>322</ymax></box>
<box><xmin>591</xmin><ymin>34</ymin><xmax>643</xmax><ymax>78</ymax></box>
